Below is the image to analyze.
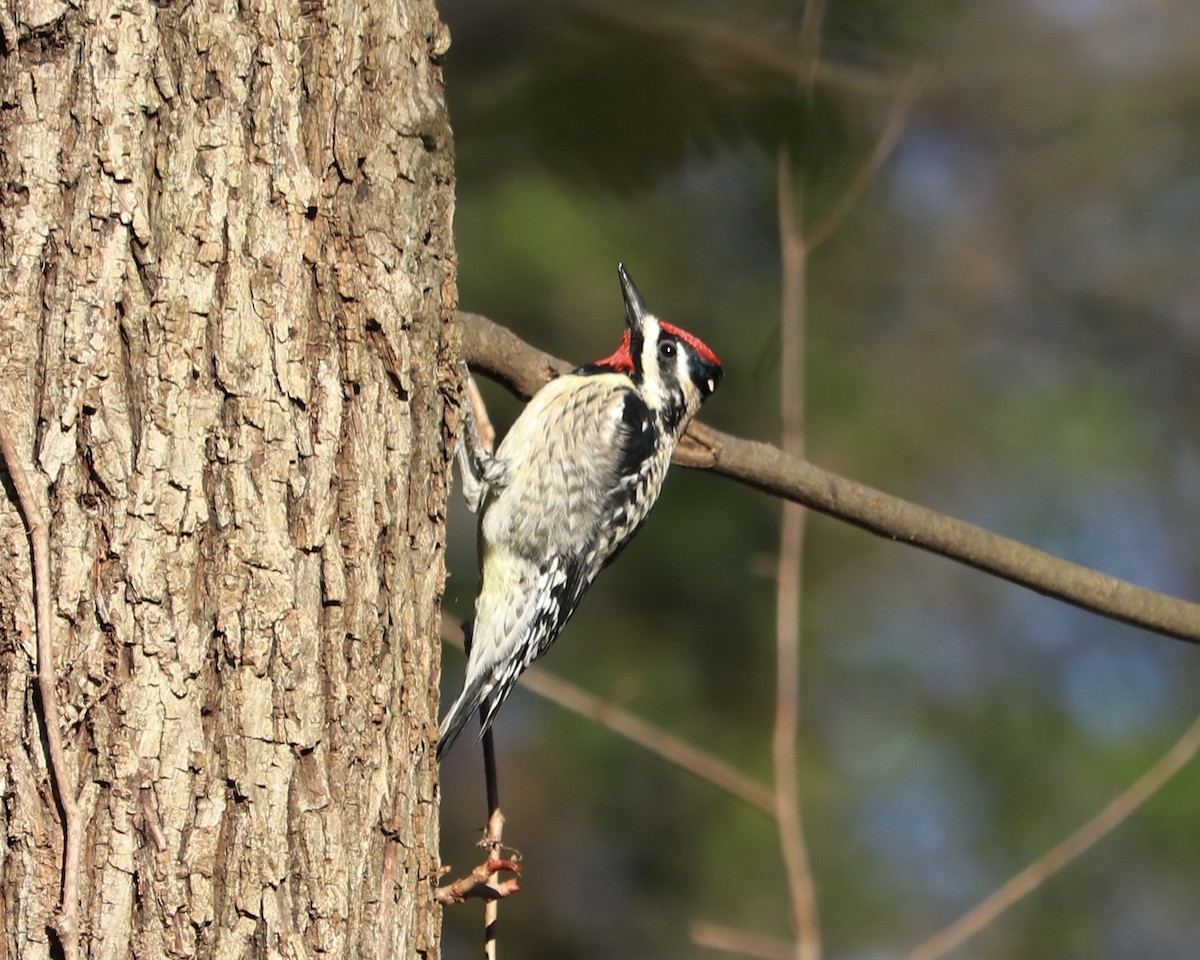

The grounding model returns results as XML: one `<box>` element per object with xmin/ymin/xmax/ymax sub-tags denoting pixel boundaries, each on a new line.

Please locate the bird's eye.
<box><xmin>658</xmin><ymin>341</ymin><xmax>677</xmax><ymax>359</ymax></box>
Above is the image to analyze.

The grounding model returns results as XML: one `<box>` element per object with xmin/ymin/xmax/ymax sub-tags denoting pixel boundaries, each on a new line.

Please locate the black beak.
<box><xmin>617</xmin><ymin>263</ymin><xmax>648</xmax><ymax>333</ymax></box>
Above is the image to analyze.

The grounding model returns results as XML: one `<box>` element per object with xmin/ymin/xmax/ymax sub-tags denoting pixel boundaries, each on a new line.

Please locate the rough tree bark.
<box><xmin>0</xmin><ymin>0</ymin><xmax>455</xmax><ymax>956</ymax></box>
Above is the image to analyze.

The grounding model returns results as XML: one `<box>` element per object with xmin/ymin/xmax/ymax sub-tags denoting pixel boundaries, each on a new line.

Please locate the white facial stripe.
<box><xmin>675</xmin><ymin>350</ymin><xmax>691</xmax><ymax>387</ymax></box>
<box><xmin>639</xmin><ymin>313</ymin><xmax>661</xmax><ymax>375</ymax></box>
<box><xmin>638</xmin><ymin>313</ymin><xmax>710</xmax><ymax>414</ymax></box>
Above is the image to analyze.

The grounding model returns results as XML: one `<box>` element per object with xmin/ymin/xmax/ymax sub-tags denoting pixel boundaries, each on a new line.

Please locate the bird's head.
<box><xmin>592</xmin><ymin>264</ymin><xmax>723</xmax><ymax>422</ymax></box>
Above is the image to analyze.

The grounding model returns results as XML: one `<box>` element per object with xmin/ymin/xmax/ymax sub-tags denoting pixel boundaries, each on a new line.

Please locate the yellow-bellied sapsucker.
<box><xmin>438</xmin><ymin>265</ymin><xmax>722</xmax><ymax>759</ymax></box>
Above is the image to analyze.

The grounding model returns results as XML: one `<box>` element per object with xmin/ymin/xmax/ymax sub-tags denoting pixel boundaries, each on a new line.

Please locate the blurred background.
<box><xmin>434</xmin><ymin>1</ymin><xmax>1200</xmax><ymax>958</ymax></box>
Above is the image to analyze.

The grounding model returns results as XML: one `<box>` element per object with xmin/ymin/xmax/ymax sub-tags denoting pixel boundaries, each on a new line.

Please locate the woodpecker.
<box><xmin>437</xmin><ymin>264</ymin><xmax>723</xmax><ymax>759</ymax></box>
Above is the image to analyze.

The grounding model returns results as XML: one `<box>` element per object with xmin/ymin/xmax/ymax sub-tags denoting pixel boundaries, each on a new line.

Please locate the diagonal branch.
<box><xmin>693</xmin><ymin>921</ymin><xmax>797</xmax><ymax>960</ymax></box>
<box><xmin>440</xmin><ymin>615</ymin><xmax>774</xmax><ymax>815</ymax></box>
<box><xmin>803</xmin><ymin>63</ymin><xmax>933</xmax><ymax>254</ymax></box>
<box><xmin>458</xmin><ymin>310</ymin><xmax>1200</xmax><ymax>645</ymax></box>
<box><xmin>577</xmin><ymin>6</ymin><xmax>887</xmax><ymax>100</ymax></box>
<box><xmin>905</xmin><ymin>709</ymin><xmax>1200</xmax><ymax>960</ymax></box>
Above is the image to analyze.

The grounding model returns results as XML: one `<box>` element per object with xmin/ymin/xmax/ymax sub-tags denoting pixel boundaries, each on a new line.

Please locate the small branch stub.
<box><xmin>435</xmin><ymin>854</ymin><xmax>523</xmax><ymax>906</ymax></box>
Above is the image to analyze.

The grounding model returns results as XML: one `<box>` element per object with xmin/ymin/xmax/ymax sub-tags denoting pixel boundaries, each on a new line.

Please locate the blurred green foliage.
<box><xmin>437</xmin><ymin>1</ymin><xmax>1200</xmax><ymax>958</ymax></box>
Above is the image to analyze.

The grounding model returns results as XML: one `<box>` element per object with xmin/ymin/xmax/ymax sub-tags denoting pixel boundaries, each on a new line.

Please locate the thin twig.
<box><xmin>576</xmin><ymin>6</ymin><xmax>887</xmax><ymax>100</ymax></box>
<box><xmin>804</xmin><ymin>63</ymin><xmax>932</xmax><ymax>254</ymax></box>
<box><xmin>481</xmin><ymin>726</ymin><xmax>503</xmax><ymax>960</ymax></box>
<box><xmin>692</xmin><ymin>921</ymin><xmax>796</xmax><ymax>960</ymax></box>
<box><xmin>460</xmin><ymin>391</ymin><xmax>510</xmax><ymax>959</ymax></box>
<box><xmin>440</xmin><ymin>615</ymin><xmax>774</xmax><ymax>815</ymax></box>
<box><xmin>795</xmin><ymin>0</ymin><xmax>827</xmax><ymax>94</ymax></box>
<box><xmin>478</xmin><ymin>621</ymin><xmax>506</xmax><ymax>960</ymax></box>
<box><xmin>0</xmin><ymin>420</ymin><xmax>82</xmax><ymax>960</ymax></box>
<box><xmin>905</xmin><ymin>710</ymin><xmax>1200</xmax><ymax>960</ymax></box>
<box><xmin>435</xmin><ymin>859</ymin><xmax>522</xmax><ymax>906</ymax></box>
<box><xmin>773</xmin><ymin>151</ymin><xmax>820</xmax><ymax>960</ymax></box>
<box><xmin>435</xmin><ymin>619</ymin><xmax>524</xmax><ymax>925</ymax></box>
<box><xmin>464</xmin><ymin>375</ymin><xmax>496</xmax><ymax>453</ymax></box>
<box><xmin>766</xmin><ymin>49</ymin><xmax>920</xmax><ymax>960</ymax></box>
<box><xmin>458</xmin><ymin>310</ymin><xmax>1200</xmax><ymax>644</ymax></box>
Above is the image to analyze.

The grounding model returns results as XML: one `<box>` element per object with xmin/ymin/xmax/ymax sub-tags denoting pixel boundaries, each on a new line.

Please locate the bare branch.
<box><xmin>0</xmin><ymin>419</ymin><xmax>82</xmax><ymax>960</ymax></box>
<box><xmin>457</xmin><ymin>310</ymin><xmax>1200</xmax><ymax>645</ymax></box>
<box><xmin>440</xmin><ymin>616</ymin><xmax>775</xmax><ymax>815</ymax></box>
<box><xmin>693</xmin><ymin>921</ymin><xmax>797</xmax><ymax>960</ymax></box>
<box><xmin>459</xmin><ymin>311</ymin><xmax>573</xmax><ymax>400</ymax></box>
<box><xmin>906</xmin><ymin>710</ymin><xmax>1200</xmax><ymax>960</ymax></box>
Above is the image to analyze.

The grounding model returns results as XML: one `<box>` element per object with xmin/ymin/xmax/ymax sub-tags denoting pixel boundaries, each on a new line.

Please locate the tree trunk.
<box><xmin>0</xmin><ymin>0</ymin><xmax>455</xmax><ymax>956</ymax></box>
